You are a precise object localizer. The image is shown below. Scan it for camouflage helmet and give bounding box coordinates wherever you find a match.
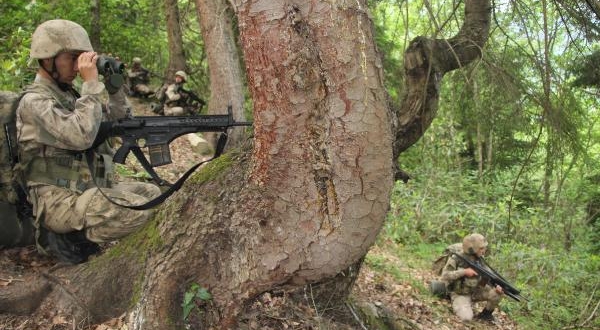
[462,233,488,255]
[30,19,93,59]
[132,57,142,64]
[175,70,187,81]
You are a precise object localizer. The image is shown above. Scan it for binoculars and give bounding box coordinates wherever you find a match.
[96,55,125,94]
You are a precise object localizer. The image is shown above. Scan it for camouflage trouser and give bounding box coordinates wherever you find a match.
[450,287,502,322]
[133,83,152,95]
[29,182,161,243]
[164,105,185,116]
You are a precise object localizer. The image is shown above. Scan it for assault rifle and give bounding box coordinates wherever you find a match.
[451,252,526,302]
[179,88,205,107]
[91,106,251,187]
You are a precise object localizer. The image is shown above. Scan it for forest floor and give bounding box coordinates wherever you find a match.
[0,98,522,330]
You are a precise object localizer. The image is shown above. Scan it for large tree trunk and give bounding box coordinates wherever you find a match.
[1,0,491,329]
[164,0,187,80]
[195,0,247,148]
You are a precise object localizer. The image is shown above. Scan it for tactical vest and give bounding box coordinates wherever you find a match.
[447,254,483,295]
[17,83,112,193]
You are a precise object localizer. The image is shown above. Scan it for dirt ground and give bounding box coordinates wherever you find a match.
[0,98,522,330]
[0,244,521,330]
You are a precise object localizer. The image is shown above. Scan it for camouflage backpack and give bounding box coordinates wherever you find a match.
[0,88,99,263]
[0,91,35,248]
[431,242,464,275]
[429,242,463,298]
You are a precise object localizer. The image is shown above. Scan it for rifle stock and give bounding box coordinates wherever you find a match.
[451,252,525,302]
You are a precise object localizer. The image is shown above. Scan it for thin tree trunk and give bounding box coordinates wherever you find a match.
[487,129,493,171]
[90,0,101,53]
[477,123,484,176]
[473,79,484,177]
[541,0,554,208]
[164,0,187,81]
[195,0,246,149]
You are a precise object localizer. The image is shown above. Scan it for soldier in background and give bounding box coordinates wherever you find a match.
[127,57,153,98]
[441,233,504,322]
[163,70,205,116]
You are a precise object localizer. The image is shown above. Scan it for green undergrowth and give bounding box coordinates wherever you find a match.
[367,237,599,329]
[114,163,152,181]
[374,167,600,330]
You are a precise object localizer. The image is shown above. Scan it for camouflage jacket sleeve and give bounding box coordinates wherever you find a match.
[105,87,132,119]
[127,69,140,78]
[441,256,467,282]
[165,83,181,101]
[17,80,104,150]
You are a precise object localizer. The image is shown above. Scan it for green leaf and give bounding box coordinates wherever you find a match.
[196,287,212,301]
[182,303,194,321]
[183,291,194,305]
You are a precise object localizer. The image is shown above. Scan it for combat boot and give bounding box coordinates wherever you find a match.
[38,228,100,264]
[475,308,495,322]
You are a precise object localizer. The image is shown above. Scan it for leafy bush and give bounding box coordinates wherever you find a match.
[384,161,599,328]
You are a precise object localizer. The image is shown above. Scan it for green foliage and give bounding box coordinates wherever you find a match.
[0,1,49,90]
[182,283,212,321]
[365,249,427,293]
[0,0,209,96]
[114,163,152,180]
[570,48,600,88]
[385,155,599,328]
[496,243,600,329]
[98,0,167,63]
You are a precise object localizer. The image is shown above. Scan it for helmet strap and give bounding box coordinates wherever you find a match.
[39,58,75,93]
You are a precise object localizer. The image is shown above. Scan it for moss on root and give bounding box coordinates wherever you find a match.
[188,153,234,186]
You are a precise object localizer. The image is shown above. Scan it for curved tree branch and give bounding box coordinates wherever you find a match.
[392,0,492,180]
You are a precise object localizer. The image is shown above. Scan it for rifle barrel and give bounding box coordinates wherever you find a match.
[451,252,525,302]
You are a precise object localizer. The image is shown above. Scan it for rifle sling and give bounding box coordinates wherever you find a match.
[131,146,170,187]
[85,132,229,211]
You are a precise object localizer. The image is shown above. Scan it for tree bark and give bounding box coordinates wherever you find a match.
[164,0,187,81]
[90,0,102,53]
[0,0,493,329]
[195,0,247,149]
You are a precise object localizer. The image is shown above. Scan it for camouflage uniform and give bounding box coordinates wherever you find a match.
[10,19,161,263]
[441,234,502,322]
[16,75,161,244]
[164,82,187,116]
[127,58,152,97]
[164,71,192,116]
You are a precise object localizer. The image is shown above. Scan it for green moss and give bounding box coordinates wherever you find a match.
[188,153,234,185]
[129,271,146,308]
[99,217,164,262]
